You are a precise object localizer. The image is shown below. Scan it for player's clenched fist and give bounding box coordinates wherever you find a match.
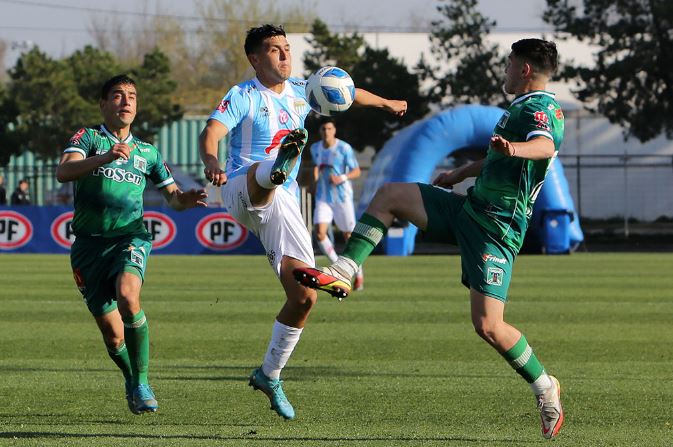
[105,143,132,163]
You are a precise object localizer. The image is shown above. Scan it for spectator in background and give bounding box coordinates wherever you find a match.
[0,175,7,205]
[10,179,31,205]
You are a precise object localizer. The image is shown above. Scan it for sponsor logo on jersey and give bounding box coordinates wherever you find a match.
[290,79,306,87]
[486,267,504,286]
[482,253,507,265]
[259,106,270,117]
[92,166,143,185]
[195,212,248,251]
[279,109,289,124]
[217,99,230,113]
[555,108,564,120]
[69,128,86,145]
[51,211,75,249]
[143,211,176,249]
[497,111,510,128]
[0,210,33,250]
[134,155,147,173]
[264,129,292,154]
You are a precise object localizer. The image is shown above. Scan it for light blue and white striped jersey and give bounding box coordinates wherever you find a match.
[209,77,311,191]
[310,138,359,203]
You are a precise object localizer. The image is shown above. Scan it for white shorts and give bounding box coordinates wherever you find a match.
[221,174,315,276]
[313,199,356,233]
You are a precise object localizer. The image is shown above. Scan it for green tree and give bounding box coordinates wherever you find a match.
[0,46,182,164]
[544,0,673,142]
[89,0,315,114]
[303,19,428,153]
[417,0,508,108]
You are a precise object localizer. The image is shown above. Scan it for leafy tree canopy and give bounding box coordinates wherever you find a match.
[303,19,429,153]
[545,0,673,142]
[0,46,182,164]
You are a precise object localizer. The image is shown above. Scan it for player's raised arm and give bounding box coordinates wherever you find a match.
[56,143,131,183]
[490,135,555,160]
[353,88,407,116]
[198,120,229,186]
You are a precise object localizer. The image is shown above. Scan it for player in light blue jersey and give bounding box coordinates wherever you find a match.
[310,119,364,290]
[199,24,407,420]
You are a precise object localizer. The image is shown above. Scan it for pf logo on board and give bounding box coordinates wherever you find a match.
[196,212,247,251]
[51,211,75,249]
[0,211,33,250]
[143,211,176,250]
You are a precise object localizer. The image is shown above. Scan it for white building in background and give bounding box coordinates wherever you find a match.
[288,33,673,221]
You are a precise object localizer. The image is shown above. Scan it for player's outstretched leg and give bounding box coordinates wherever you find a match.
[248,367,296,420]
[537,375,564,439]
[270,128,308,185]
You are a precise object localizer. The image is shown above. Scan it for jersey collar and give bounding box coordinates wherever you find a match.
[510,90,555,107]
[100,124,134,144]
[252,77,288,98]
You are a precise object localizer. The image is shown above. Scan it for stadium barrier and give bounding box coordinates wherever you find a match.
[0,206,264,255]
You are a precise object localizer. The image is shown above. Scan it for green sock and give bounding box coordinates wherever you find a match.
[343,213,388,266]
[123,310,150,386]
[107,342,132,383]
[501,334,545,383]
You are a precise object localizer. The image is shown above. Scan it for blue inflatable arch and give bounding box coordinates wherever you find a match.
[358,104,584,254]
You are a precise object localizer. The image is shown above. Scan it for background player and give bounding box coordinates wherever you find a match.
[295,39,565,438]
[56,74,207,414]
[199,24,406,420]
[310,118,364,290]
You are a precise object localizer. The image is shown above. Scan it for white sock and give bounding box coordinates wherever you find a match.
[318,237,339,263]
[333,255,358,279]
[254,160,277,190]
[530,371,553,395]
[357,266,364,277]
[261,320,303,380]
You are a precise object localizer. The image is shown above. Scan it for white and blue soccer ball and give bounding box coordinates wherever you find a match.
[305,66,356,116]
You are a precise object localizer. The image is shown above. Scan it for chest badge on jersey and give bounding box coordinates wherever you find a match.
[134,155,147,173]
[278,109,289,124]
[294,100,307,115]
[497,111,510,128]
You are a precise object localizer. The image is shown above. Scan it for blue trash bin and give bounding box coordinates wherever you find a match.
[541,210,573,254]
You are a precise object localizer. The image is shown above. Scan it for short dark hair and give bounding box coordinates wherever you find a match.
[319,117,336,127]
[101,74,136,100]
[511,39,558,76]
[244,24,286,55]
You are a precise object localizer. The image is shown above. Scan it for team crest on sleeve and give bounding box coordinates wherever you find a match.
[69,128,86,145]
[533,111,551,131]
[497,111,510,128]
[217,99,230,113]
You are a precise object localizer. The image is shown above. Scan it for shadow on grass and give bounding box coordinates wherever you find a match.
[0,431,533,444]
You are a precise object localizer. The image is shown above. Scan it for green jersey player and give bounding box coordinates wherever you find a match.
[56,74,207,414]
[295,39,565,439]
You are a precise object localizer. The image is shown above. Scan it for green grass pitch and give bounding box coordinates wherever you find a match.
[0,253,671,446]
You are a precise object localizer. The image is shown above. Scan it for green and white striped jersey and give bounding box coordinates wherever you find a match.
[464,91,565,252]
[63,124,174,237]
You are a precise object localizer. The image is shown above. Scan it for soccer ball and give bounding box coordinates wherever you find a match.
[305,66,356,116]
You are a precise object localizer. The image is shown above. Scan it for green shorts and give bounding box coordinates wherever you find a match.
[70,233,152,316]
[417,183,516,302]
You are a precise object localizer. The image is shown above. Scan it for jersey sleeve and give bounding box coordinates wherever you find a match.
[343,143,359,171]
[208,86,250,132]
[148,150,175,189]
[310,143,319,165]
[63,127,93,158]
[519,103,555,143]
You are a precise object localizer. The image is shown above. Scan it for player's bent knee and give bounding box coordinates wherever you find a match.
[472,319,498,344]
